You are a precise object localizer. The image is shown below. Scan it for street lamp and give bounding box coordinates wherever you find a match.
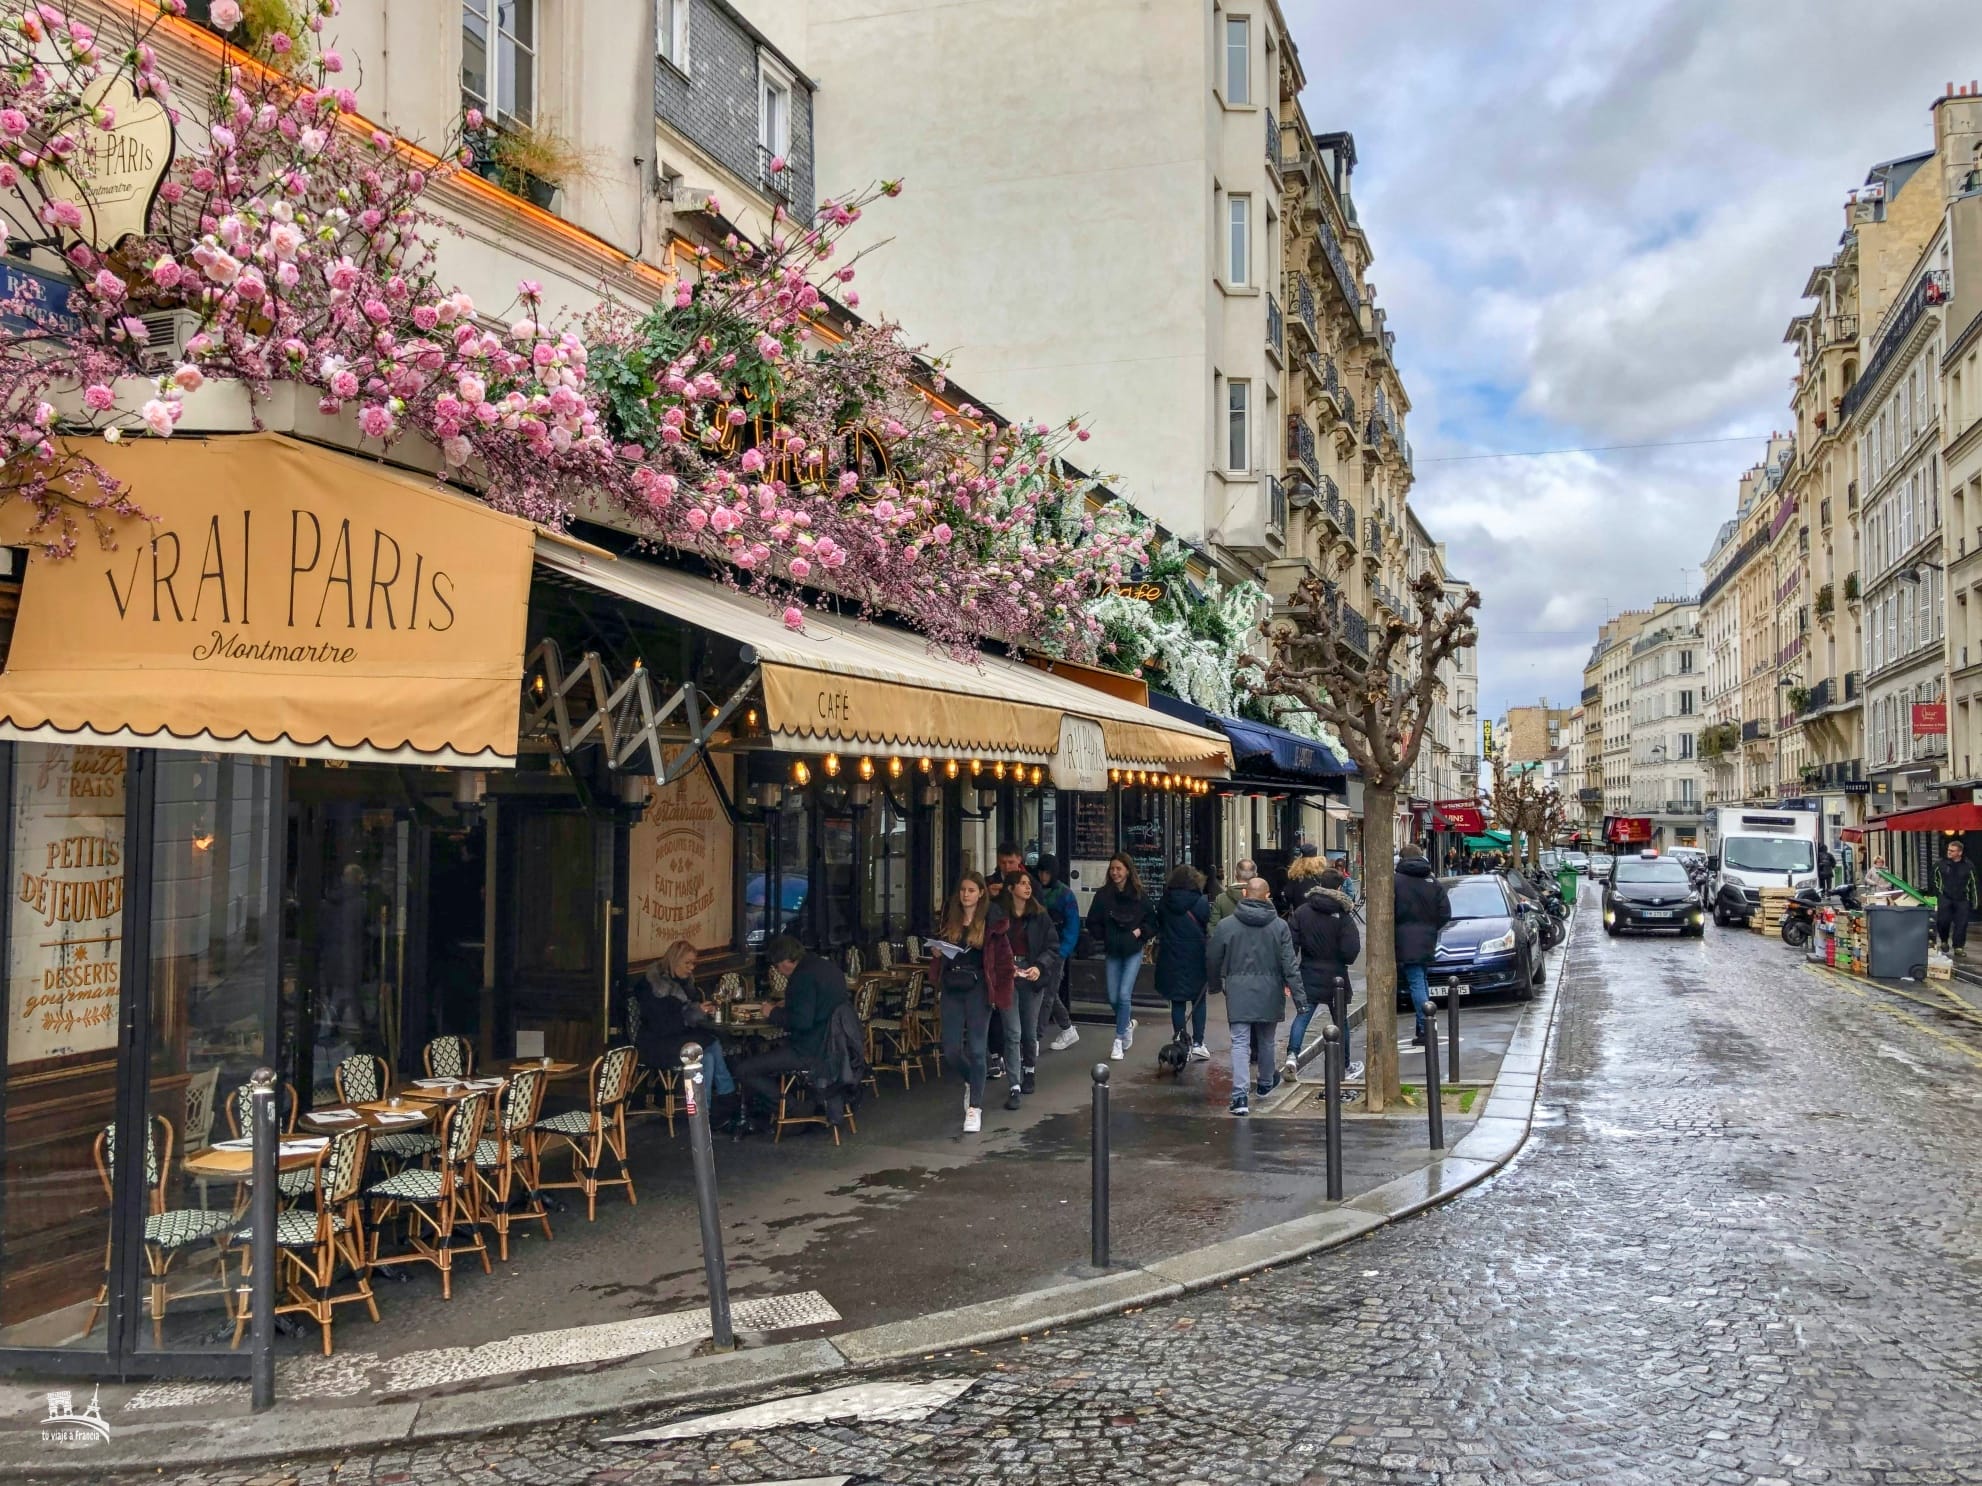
[1896,559,1945,586]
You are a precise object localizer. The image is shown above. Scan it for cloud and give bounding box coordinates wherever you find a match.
[1281,0,1982,724]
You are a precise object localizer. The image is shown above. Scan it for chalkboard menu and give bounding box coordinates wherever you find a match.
[1070,792,1112,861]
[1121,800,1167,903]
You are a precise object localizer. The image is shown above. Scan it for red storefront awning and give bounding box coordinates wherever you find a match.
[1860,802,1982,834]
[1607,816,1653,844]
[1432,799,1488,834]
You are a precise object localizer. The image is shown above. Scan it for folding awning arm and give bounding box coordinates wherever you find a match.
[522,638,760,785]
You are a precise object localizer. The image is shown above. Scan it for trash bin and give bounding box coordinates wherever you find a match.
[1865,905,1933,980]
[1557,865,1580,906]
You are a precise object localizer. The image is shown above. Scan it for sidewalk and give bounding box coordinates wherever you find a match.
[0,931,1568,1477]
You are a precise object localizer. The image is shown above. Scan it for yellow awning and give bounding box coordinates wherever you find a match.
[0,434,540,766]
[536,545,1231,775]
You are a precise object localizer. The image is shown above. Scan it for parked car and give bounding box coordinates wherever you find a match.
[743,873,807,949]
[1397,874,1545,1008]
[1603,851,1705,937]
[1563,851,1592,875]
[1589,853,1615,881]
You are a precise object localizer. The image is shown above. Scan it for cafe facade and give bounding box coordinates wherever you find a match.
[0,427,1232,1379]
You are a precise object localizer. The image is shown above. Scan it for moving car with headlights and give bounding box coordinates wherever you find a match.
[1397,874,1545,1007]
[1603,851,1705,937]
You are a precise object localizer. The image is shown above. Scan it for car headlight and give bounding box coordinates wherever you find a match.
[1480,931,1515,954]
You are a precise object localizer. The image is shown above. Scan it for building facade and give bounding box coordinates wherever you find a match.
[1626,604,1706,847]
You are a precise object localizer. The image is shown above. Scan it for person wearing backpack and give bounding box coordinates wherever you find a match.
[1154,864,1212,1061]
[1285,868,1361,1077]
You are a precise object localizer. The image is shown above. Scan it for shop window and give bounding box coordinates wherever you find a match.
[741,803,808,954]
[818,809,856,947]
[860,792,909,937]
[514,812,596,978]
[463,0,536,127]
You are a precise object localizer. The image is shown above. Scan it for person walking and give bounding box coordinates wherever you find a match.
[1285,867,1361,1076]
[1209,858,1253,930]
[932,872,1012,1133]
[1934,837,1978,955]
[1034,855,1082,1051]
[732,936,851,1131]
[1817,840,1836,893]
[1154,865,1212,1062]
[1394,844,1452,1049]
[1207,878,1299,1117]
[993,869,1061,1107]
[1087,854,1153,1061]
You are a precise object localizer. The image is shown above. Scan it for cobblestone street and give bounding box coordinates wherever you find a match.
[27,917,1982,1485]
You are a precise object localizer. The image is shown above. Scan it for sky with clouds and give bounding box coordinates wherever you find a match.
[1281,0,1982,728]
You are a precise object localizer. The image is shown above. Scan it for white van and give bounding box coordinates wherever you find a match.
[1705,806,1820,927]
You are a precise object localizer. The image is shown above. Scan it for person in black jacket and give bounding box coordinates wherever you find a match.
[1086,854,1154,1061]
[994,870,1062,1107]
[1394,845,1452,1048]
[1935,837,1979,953]
[1154,865,1212,1061]
[631,941,735,1105]
[1285,869,1360,1072]
[732,936,851,1125]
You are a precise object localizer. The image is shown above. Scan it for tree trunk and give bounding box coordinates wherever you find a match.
[1362,785,1399,1111]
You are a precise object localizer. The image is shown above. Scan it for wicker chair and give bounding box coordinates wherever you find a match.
[866,968,926,1089]
[231,1126,377,1356]
[421,1035,475,1079]
[533,1046,639,1221]
[225,1082,312,1201]
[366,1092,492,1299]
[853,981,883,1099]
[473,1068,553,1261]
[334,1052,439,1165]
[85,1116,235,1345]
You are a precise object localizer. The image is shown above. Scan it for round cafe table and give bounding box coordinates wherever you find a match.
[298,1102,440,1134]
[182,1140,326,1181]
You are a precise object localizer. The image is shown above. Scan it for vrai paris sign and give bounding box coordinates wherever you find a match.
[41,72,175,251]
[1051,714,1108,793]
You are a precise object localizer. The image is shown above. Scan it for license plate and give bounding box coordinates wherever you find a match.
[1640,910,1675,920]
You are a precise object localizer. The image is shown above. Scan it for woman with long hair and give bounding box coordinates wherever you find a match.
[1086,853,1154,1061]
[934,871,1013,1134]
[992,870,1061,1109]
[1154,864,1212,1062]
[630,940,736,1110]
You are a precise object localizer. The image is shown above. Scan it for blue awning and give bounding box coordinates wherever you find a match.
[1146,693,1355,783]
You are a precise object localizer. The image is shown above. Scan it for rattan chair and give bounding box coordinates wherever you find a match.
[421,1035,475,1079]
[366,1091,492,1299]
[231,1125,377,1356]
[866,968,926,1089]
[844,945,863,979]
[223,1081,312,1202]
[182,1067,221,1155]
[852,981,883,1099]
[333,1052,440,1165]
[533,1046,638,1221]
[768,962,789,997]
[473,1068,553,1261]
[85,1116,235,1345]
[773,1066,858,1145]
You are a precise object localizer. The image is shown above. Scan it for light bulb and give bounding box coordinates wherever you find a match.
[857,756,875,781]
[945,758,960,779]
[791,760,811,786]
[824,753,841,778]
[887,757,903,778]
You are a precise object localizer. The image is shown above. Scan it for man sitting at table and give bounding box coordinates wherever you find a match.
[731,936,851,1134]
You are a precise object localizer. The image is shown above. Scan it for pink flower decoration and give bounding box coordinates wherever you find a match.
[209,0,241,31]
[82,383,115,412]
[782,606,804,630]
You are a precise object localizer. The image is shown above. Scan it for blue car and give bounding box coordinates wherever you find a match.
[1399,875,1544,1007]
[744,873,806,948]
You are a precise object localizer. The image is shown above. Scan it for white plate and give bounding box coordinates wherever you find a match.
[211,1138,253,1151]
[412,1079,459,1089]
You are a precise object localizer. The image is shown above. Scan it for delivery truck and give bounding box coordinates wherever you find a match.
[1703,804,1820,928]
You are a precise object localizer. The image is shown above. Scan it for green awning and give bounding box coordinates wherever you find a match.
[1462,831,1513,850]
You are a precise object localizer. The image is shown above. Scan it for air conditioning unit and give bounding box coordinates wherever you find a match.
[137,309,202,369]
[669,183,715,213]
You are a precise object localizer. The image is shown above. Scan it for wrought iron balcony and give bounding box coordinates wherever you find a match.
[1340,602,1370,658]
[1365,516,1384,554]
[1844,669,1860,700]
[1663,800,1702,815]
[1842,270,1951,421]
[1266,290,1284,363]
[1338,387,1357,431]
[1266,109,1281,173]
[1315,211,1360,313]
[1798,678,1834,716]
[1288,272,1319,347]
[1340,501,1358,546]
[1285,415,1319,483]
[1741,719,1770,743]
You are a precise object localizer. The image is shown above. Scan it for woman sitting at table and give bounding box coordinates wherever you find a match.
[632,941,736,1105]
[933,871,1013,1135]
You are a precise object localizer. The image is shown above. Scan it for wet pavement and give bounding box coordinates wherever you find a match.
[37,899,1982,1483]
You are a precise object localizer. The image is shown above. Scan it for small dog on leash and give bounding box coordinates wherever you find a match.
[1155,1032,1192,1077]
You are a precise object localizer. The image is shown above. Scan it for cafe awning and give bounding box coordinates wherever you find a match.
[536,545,1231,775]
[0,434,541,766]
[1861,802,1982,834]
[1143,692,1350,789]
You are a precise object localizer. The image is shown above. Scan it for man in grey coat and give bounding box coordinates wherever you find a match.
[1209,858,1255,931]
[1206,877,1300,1117]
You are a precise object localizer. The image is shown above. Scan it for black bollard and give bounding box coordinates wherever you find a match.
[248,1068,278,1411]
[680,1043,734,1350]
[1447,981,1461,1084]
[1422,1012,1445,1151]
[1321,1024,1344,1201]
[1090,1063,1111,1270]
[1332,975,1350,1072]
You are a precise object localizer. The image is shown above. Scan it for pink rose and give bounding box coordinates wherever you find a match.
[783,606,804,631]
[442,435,471,467]
[82,383,115,411]
[358,404,395,439]
[329,370,359,399]
[170,363,205,393]
[209,0,242,30]
[322,50,343,73]
[140,399,175,437]
[0,109,27,137]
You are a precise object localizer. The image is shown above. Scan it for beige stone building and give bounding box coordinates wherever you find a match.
[1933,97,1982,786]
[1498,703,1575,765]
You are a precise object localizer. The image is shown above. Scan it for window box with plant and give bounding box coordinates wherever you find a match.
[468,122,590,211]
[1844,570,1860,604]
[1814,582,1834,619]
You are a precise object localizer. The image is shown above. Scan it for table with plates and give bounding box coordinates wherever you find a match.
[183,1137,332,1182]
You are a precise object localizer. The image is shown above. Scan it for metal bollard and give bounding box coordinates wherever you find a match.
[1422,1013,1445,1151]
[1321,1024,1344,1201]
[679,1044,734,1350]
[1447,981,1461,1084]
[248,1068,278,1411]
[1090,1063,1111,1270]
[1331,975,1350,1071]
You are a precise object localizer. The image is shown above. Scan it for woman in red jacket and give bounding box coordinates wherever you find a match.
[934,871,1013,1134]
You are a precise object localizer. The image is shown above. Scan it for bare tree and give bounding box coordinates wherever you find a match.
[1488,757,1567,866]
[1248,562,1479,1111]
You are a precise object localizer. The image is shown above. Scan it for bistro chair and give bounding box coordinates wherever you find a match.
[533,1046,639,1221]
[85,1116,236,1346]
[224,1081,312,1202]
[421,1035,475,1080]
[334,1051,440,1166]
[366,1091,492,1300]
[876,941,896,970]
[768,962,789,998]
[866,969,926,1089]
[844,945,864,979]
[773,1067,858,1145]
[853,981,883,1100]
[714,972,744,1006]
[905,935,923,962]
[182,1067,221,1155]
[231,1125,377,1356]
[474,1068,553,1261]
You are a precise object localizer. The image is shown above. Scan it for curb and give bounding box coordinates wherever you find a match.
[5,925,1575,1478]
